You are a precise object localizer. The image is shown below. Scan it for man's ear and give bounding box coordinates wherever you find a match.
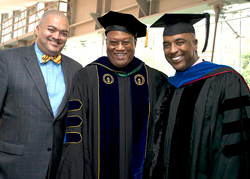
[134,37,137,47]
[194,39,198,50]
[35,25,40,36]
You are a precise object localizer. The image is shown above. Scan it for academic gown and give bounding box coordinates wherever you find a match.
[143,61,250,179]
[56,56,168,179]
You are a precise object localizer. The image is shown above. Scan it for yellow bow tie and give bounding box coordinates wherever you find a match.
[42,54,61,64]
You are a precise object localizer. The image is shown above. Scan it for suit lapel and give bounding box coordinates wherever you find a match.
[23,45,54,116]
[55,55,72,119]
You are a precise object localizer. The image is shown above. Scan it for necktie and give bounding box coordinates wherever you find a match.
[42,54,61,64]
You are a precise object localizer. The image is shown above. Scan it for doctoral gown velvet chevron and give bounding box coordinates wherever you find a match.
[56,56,168,179]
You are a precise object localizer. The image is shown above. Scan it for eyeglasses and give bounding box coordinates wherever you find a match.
[107,39,134,47]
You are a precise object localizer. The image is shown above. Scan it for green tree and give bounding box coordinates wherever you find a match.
[241,52,250,88]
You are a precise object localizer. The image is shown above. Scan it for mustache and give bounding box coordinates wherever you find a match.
[48,37,62,44]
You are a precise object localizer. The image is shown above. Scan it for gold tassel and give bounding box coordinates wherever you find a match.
[144,29,148,48]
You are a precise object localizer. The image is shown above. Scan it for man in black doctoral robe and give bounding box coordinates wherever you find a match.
[56,11,168,179]
[143,13,250,179]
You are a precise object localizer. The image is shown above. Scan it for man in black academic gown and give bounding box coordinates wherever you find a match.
[56,11,168,179]
[143,13,250,179]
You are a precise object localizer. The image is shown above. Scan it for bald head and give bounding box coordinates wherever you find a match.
[39,10,68,26]
[35,10,69,56]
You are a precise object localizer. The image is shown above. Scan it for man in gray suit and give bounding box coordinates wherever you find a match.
[0,10,82,178]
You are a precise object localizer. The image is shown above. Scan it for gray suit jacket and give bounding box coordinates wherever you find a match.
[0,44,82,179]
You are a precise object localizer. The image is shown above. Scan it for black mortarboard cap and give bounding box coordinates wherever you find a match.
[151,13,210,52]
[97,11,147,38]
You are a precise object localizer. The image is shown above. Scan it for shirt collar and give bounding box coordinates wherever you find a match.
[192,58,203,66]
[34,42,44,64]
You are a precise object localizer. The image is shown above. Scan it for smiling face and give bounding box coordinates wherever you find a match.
[163,32,198,72]
[106,31,136,68]
[35,13,69,56]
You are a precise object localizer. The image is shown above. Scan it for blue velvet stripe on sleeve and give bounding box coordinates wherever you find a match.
[64,132,82,144]
[66,116,83,128]
[67,99,83,111]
